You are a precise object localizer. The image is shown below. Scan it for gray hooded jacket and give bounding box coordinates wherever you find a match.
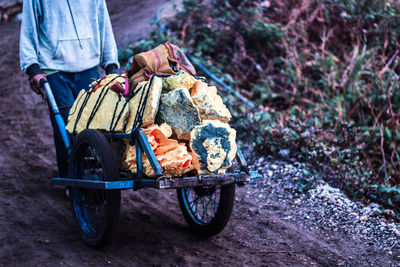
[20,0,119,73]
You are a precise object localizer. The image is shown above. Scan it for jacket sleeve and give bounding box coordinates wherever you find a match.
[98,0,120,70]
[19,0,41,72]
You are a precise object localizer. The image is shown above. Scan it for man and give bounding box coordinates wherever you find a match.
[20,0,119,177]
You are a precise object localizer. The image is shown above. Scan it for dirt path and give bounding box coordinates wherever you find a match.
[0,1,397,266]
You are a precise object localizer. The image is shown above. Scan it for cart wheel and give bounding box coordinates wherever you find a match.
[177,183,235,237]
[68,129,121,248]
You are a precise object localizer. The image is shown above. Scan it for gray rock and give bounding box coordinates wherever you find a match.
[278,149,290,158]
[157,88,201,140]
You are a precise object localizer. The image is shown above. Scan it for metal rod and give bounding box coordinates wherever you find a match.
[137,129,163,176]
[43,81,71,155]
[156,171,249,189]
[236,145,248,168]
[51,178,135,190]
[50,171,250,190]
[136,138,143,179]
[155,5,167,34]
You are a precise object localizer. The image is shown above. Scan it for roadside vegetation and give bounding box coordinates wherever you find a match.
[119,0,400,212]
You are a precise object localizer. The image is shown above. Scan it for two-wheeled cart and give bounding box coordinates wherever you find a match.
[42,79,256,248]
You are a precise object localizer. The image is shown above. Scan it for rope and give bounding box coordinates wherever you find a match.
[68,90,87,116]
[108,77,130,133]
[133,74,171,129]
[70,76,108,134]
[70,69,170,137]
[131,78,152,130]
[72,93,91,135]
[109,81,146,134]
[127,74,171,145]
[86,75,123,129]
[110,101,128,133]
[109,97,121,133]
[70,75,123,134]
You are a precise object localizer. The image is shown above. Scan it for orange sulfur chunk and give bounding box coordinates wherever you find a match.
[154,143,193,177]
[123,123,193,177]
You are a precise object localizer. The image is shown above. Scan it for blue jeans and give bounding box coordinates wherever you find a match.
[47,66,99,177]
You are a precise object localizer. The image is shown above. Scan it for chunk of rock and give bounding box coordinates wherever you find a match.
[66,85,129,135]
[156,144,193,177]
[162,70,197,92]
[190,120,237,174]
[158,88,201,140]
[125,76,162,132]
[191,81,232,123]
[123,123,193,177]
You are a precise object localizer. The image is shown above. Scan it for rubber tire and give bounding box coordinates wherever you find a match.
[177,183,236,237]
[68,129,121,248]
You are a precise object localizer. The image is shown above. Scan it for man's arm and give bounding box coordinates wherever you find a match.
[20,0,41,72]
[20,0,47,94]
[98,0,120,73]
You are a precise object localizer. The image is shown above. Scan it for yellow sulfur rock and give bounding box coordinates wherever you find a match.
[123,123,193,177]
[190,120,237,174]
[162,70,197,92]
[125,76,163,132]
[190,81,232,123]
[66,89,86,134]
[66,80,129,135]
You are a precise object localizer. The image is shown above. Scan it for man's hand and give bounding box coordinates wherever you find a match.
[26,63,47,95]
[29,74,47,95]
[105,64,119,75]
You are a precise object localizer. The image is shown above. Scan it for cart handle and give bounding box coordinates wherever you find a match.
[40,79,71,155]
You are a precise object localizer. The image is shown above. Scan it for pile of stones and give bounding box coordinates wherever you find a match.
[66,71,237,177]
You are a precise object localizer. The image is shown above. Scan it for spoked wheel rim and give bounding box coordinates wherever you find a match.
[71,143,107,237]
[68,129,121,247]
[181,186,221,225]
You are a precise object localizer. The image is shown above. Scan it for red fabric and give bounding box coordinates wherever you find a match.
[151,49,161,73]
[165,42,196,76]
[123,74,129,96]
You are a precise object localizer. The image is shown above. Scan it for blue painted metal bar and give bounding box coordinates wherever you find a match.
[43,81,71,154]
[50,171,252,190]
[51,178,135,190]
[136,137,143,179]
[137,129,163,176]
[155,5,168,34]
[236,145,248,167]
[105,129,163,177]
